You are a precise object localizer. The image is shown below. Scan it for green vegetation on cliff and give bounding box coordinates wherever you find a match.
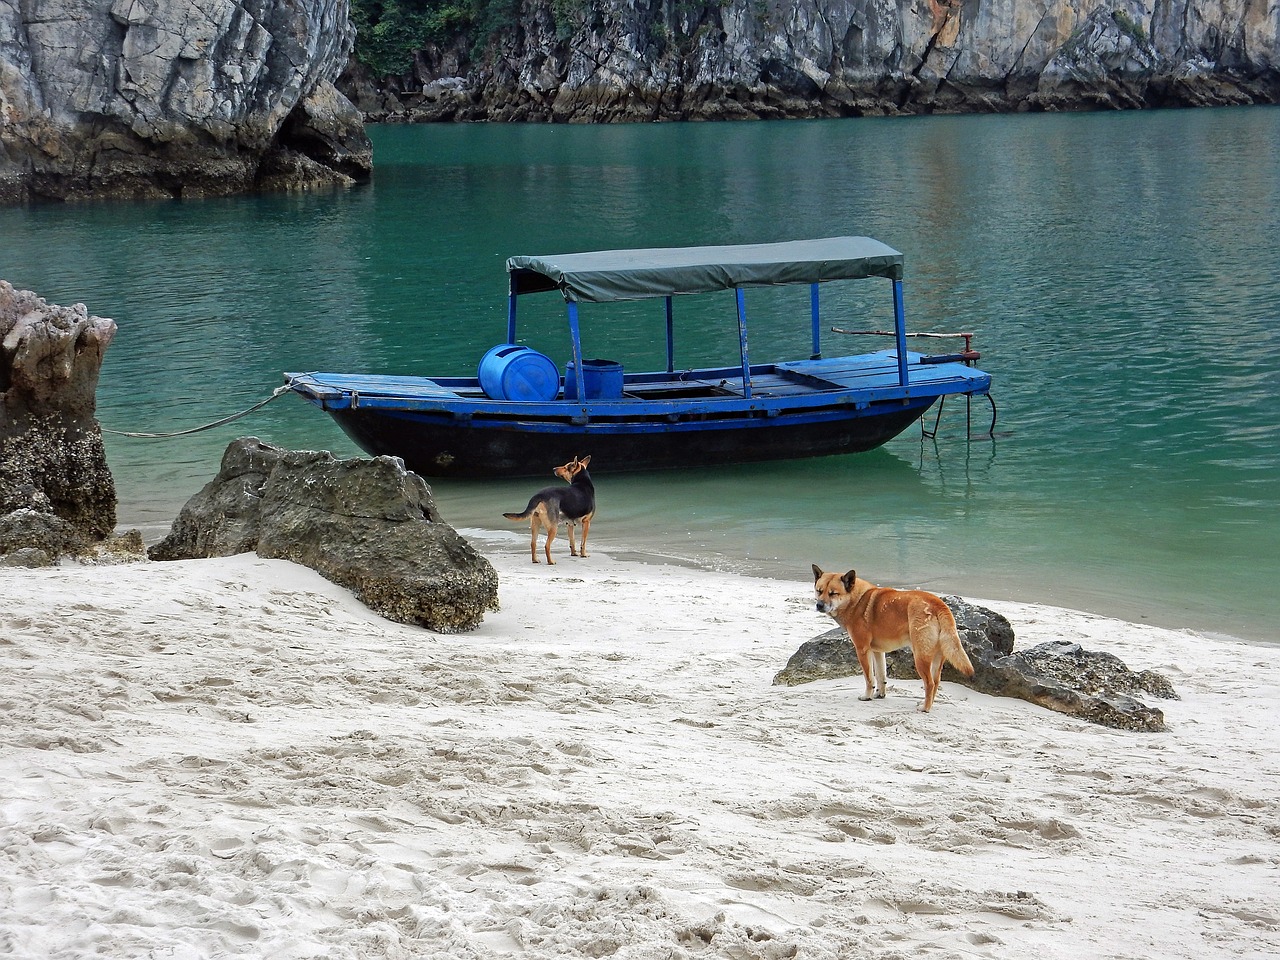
[350,0,521,76]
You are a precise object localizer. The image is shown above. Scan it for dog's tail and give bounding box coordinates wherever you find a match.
[940,612,975,676]
[503,492,545,522]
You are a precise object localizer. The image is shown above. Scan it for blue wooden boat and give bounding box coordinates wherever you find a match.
[285,237,992,478]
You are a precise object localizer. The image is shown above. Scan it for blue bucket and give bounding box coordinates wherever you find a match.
[564,359,625,400]
[477,344,559,402]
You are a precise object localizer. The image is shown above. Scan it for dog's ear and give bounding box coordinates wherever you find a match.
[578,455,591,467]
[811,563,823,582]
[842,570,857,592]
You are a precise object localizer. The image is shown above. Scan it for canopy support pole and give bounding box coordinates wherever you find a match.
[665,296,675,373]
[810,283,821,359]
[893,279,909,387]
[567,301,585,401]
[507,279,518,343]
[736,288,752,399]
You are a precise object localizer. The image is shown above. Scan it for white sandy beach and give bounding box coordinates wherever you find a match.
[2,533,1278,959]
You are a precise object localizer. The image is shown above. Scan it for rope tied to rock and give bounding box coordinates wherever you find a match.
[102,383,295,439]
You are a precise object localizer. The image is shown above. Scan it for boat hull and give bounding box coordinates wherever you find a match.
[326,400,936,478]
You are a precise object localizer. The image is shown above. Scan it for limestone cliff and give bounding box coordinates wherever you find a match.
[346,0,1280,121]
[0,0,372,203]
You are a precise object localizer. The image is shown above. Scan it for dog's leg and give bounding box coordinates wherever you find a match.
[527,518,539,564]
[915,650,940,712]
[928,655,946,712]
[853,638,877,701]
[566,522,578,557]
[578,516,591,557]
[872,651,888,699]
[543,521,558,564]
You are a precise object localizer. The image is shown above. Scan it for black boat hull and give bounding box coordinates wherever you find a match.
[327,400,936,478]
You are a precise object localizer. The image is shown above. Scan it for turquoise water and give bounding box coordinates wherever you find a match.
[2,108,1278,641]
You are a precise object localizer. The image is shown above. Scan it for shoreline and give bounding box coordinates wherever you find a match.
[4,544,1279,957]
[119,504,1279,647]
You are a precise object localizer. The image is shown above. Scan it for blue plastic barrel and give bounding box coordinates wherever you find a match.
[564,359,625,400]
[477,345,559,402]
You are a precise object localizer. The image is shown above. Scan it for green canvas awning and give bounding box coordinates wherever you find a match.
[506,236,904,303]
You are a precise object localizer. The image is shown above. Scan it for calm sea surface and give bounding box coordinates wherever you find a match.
[2,108,1278,642]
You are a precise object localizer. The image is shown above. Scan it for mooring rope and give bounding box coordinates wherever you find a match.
[101,383,294,439]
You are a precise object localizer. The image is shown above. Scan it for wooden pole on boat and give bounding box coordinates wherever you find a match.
[892,279,909,387]
[735,288,752,399]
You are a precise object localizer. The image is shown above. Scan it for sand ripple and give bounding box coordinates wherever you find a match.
[2,547,1279,958]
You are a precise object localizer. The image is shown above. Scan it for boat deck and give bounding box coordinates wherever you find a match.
[287,351,987,409]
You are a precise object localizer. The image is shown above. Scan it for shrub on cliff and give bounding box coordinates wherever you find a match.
[351,0,474,76]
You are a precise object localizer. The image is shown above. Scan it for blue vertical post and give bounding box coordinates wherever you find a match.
[567,301,585,401]
[810,282,821,359]
[893,279,909,387]
[665,296,675,373]
[507,277,518,344]
[736,288,752,399]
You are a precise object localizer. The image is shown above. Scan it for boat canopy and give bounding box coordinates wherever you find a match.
[506,236,904,303]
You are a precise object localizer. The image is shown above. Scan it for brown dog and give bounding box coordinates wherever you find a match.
[812,564,974,712]
[503,456,595,564]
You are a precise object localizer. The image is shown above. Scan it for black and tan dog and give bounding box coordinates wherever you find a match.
[812,564,974,712]
[504,456,595,564]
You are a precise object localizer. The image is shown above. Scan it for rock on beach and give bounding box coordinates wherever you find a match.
[0,281,124,560]
[774,596,1177,730]
[149,437,499,632]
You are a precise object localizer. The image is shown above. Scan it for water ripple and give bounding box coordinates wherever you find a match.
[2,108,1278,640]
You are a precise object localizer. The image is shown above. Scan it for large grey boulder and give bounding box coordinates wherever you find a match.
[0,281,118,554]
[149,438,500,633]
[981,640,1177,732]
[774,597,1176,732]
[0,0,372,204]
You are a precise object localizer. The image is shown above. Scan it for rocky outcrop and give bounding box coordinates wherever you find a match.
[773,597,1176,731]
[979,639,1177,731]
[0,281,119,558]
[348,0,1280,121]
[0,0,373,204]
[0,508,89,566]
[149,437,500,633]
[773,597,1015,687]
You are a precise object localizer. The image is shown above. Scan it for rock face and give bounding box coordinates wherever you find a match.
[0,281,118,554]
[0,0,373,203]
[774,597,1176,731]
[348,0,1280,121]
[0,508,90,566]
[149,438,500,633]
